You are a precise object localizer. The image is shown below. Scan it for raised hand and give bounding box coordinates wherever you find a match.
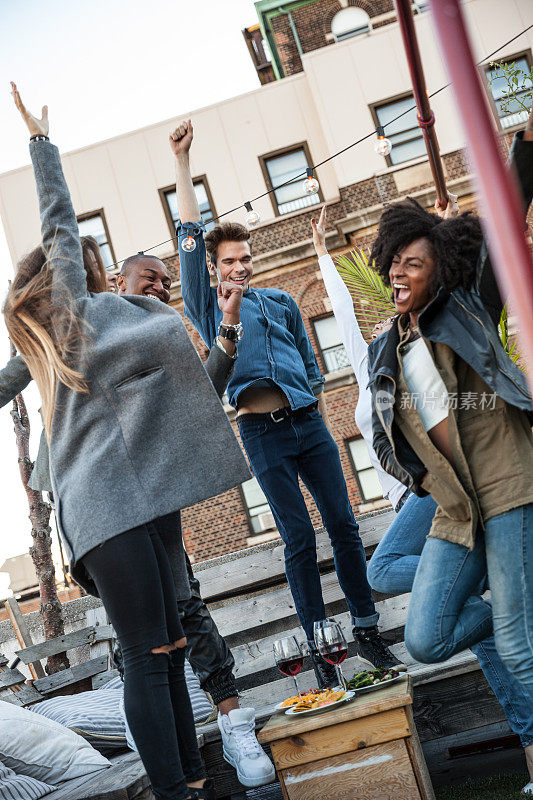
[434,192,459,220]
[311,204,328,257]
[217,281,243,325]
[169,119,193,158]
[11,83,49,137]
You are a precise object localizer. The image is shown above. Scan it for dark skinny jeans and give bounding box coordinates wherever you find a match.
[82,515,205,800]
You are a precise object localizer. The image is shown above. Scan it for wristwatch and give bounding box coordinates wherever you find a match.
[218,322,244,343]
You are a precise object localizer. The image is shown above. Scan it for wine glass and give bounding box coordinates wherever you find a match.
[313,618,348,690]
[273,636,304,699]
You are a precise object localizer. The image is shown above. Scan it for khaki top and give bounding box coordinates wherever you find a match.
[394,316,533,548]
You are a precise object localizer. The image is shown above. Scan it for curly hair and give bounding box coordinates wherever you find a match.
[370,197,483,294]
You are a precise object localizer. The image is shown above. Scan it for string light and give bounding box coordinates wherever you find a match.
[374,126,392,157]
[106,24,532,270]
[244,201,261,228]
[181,233,197,252]
[303,167,320,195]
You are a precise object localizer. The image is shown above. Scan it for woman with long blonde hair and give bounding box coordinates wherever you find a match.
[5,85,250,800]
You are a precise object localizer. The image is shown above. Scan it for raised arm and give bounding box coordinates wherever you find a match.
[0,355,32,408]
[169,120,216,345]
[475,108,533,325]
[312,206,370,386]
[11,84,87,301]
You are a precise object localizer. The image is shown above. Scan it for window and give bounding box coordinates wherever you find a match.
[412,0,430,12]
[241,478,276,535]
[485,55,533,130]
[347,438,383,502]
[161,176,216,236]
[313,315,350,373]
[331,8,371,42]
[373,95,426,166]
[261,144,321,216]
[77,211,115,269]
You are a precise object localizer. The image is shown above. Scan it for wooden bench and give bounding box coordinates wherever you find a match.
[192,507,526,798]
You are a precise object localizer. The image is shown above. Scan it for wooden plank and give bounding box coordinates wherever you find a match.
[16,625,113,664]
[0,666,27,688]
[34,655,108,693]
[86,607,114,690]
[0,654,8,667]
[210,576,408,642]
[43,752,147,800]
[196,512,394,601]
[231,596,410,682]
[92,669,120,690]
[259,676,411,744]
[405,704,436,800]
[0,683,45,706]
[5,597,46,679]
[270,706,411,770]
[278,738,420,800]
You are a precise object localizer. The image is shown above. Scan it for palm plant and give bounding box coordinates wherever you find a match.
[335,248,522,366]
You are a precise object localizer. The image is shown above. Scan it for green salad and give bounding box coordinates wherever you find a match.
[347,667,400,690]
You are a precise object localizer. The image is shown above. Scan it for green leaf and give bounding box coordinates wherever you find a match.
[335,249,396,339]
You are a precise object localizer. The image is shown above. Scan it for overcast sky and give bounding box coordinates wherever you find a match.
[0,0,261,597]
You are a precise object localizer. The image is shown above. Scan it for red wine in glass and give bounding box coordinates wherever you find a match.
[321,646,347,666]
[277,656,304,676]
[273,636,304,698]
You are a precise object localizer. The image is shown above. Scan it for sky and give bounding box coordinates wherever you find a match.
[0,0,262,597]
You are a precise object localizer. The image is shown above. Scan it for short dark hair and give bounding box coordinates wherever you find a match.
[204,222,251,265]
[370,197,483,294]
[120,253,164,277]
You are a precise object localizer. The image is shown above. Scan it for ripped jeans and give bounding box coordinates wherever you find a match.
[82,515,205,800]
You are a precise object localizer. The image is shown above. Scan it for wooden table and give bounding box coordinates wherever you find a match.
[258,675,435,800]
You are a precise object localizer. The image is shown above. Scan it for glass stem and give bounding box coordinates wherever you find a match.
[336,664,346,690]
[293,674,302,700]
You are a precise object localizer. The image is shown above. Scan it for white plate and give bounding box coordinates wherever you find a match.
[284,690,355,716]
[349,673,405,695]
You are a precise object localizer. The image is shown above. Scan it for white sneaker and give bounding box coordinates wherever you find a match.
[522,782,533,795]
[218,708,276,788]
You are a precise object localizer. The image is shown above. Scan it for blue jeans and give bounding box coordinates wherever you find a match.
[238,407,378,641]
[368,493,533,744]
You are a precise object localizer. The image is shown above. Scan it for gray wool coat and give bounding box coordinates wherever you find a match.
[23,140,250,590]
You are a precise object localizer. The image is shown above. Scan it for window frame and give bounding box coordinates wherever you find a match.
[259,141,324,217]
[370,92,425,169]
[76,208,116,268]
[312,313,350,375]
[481,50,533,133]
[345,436,383,504]
[159,174,218,243]
[239,480,276,537]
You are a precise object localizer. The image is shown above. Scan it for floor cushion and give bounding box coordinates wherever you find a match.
[0,702,110,785]
[0,760,56,800]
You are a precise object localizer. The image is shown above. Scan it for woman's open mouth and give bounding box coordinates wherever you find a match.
[393,282,411,305]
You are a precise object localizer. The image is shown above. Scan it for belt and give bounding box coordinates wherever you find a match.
[237,402,317,424]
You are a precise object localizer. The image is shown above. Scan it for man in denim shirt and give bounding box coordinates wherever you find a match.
[172,121,400,686]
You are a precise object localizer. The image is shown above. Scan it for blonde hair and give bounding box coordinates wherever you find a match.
[3,237,108,438]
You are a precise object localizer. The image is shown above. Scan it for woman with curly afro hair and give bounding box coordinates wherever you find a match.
[366,110,533,700]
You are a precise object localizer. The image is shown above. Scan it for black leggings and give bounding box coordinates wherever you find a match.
[82,515,205,800]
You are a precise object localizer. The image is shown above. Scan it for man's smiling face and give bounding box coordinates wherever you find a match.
[212,240,253,292]
[117,256,171,304]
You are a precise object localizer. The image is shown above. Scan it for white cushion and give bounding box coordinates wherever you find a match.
[30,685,126,752]
[0,761,55,800]
[0,701,110,785]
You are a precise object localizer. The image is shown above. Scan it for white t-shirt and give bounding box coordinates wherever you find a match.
[318,255,407,510]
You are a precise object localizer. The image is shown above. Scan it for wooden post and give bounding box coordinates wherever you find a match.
[9,341,69,674]
[394,0,448,208]
[5,597,46,680]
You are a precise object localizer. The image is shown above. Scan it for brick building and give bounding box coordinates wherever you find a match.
[1,0,531,565]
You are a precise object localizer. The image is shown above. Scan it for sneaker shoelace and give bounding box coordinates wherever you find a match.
[361,630,391,659]
[230,722,264,758]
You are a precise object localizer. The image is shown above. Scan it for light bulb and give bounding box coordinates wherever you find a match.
[303,176,320,195]
[244,202,261,228]
[374,136,392,157]
[181,235,197,252]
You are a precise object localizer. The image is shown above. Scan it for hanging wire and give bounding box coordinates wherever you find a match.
[110,22,533,268]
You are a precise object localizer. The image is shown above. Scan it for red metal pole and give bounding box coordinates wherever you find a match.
[429,0,533,391]
[395,0,449,207]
